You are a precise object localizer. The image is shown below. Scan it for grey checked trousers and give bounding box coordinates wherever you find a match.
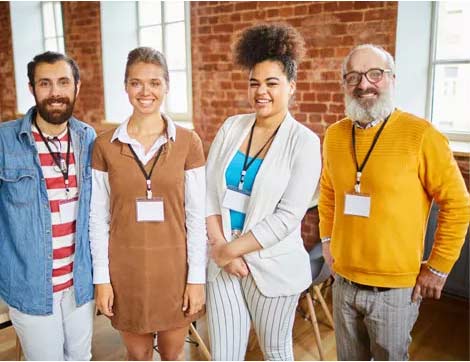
[333,275,421,361]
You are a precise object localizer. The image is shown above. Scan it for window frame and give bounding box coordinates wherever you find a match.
[427,2,470,142]
[41,1,65,53]
[136,1,193,127]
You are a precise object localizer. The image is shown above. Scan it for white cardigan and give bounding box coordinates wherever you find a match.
[206,112,322,297]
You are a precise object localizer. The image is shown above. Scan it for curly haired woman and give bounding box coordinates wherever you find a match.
[205,23,322,361]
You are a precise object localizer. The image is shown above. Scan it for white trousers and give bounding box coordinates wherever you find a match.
[9,287,94,361]
[206,270,300,361]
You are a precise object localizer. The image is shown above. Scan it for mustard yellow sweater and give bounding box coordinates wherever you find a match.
[319,109,470,287]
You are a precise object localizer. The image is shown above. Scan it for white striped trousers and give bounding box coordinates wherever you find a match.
[206,270,300,361]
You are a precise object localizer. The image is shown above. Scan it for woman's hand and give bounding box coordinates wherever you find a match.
[209,238,236,267]
[95,283,114,317]
[209,231,262,268]
[223,257,249,278]
[182,284,205,315]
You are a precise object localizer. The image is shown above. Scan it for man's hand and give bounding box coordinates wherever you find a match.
[209,238,236,267]
[322,242,335,275]
[223,257,249,278]
[412,264,447,303]
[182,284,205,315]
[95,283,114,317]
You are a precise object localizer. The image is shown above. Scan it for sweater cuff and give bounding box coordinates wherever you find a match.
[426,264,448,278]
[427,254,455,274]
[93,266,110,284]
[187,264,206,284]
[319,223,333,240]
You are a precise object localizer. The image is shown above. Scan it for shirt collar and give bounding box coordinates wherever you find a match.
[111,113,176,143]
[31,124,68,139]
[354,118,383,129]
[20,106,86,144]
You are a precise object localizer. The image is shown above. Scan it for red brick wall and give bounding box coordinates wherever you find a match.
[0,2,17,122]
[191,1,399,246]
[62,2,105,127]
[190,1,398,143]
[0,2,467,247]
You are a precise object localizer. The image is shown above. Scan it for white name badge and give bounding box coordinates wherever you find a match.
[222,187,250,214]
[136,197,164,222]
[344,193,371,218]
[59,197,79,224]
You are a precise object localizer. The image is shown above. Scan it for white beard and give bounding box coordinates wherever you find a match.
[345,88,395,123]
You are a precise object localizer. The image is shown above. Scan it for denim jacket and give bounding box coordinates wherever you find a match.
[0,107,96,315]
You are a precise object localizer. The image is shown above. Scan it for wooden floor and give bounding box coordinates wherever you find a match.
[0,291,468,361]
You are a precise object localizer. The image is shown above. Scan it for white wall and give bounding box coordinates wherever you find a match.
[395,1,433,119]
[10,2,44,114]
[100,2,138,123]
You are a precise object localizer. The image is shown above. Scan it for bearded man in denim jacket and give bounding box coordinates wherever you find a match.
[0,51,96,360]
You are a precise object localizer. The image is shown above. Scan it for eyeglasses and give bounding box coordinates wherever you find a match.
[343,68,393,86]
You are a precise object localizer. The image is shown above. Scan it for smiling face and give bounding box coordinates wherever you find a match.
[125,61,168,116]
[30,60,79,125]
[344,47,395,122]
[248,60,295,123]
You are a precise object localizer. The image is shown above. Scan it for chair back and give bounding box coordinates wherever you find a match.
[309,242,331,285]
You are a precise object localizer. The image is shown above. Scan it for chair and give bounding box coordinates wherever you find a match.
[302,242,335,361]
[188,322,211,360]
[0,299,22,360]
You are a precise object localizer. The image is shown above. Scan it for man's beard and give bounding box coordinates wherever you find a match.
[345,86,395,123]
[34,93,76,125]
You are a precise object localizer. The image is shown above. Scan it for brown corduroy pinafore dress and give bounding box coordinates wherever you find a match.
[92,126,205,333]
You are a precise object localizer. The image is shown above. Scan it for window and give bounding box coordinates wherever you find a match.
[41,2,65,53]
[10,2,66,115]
[137,1,192,125]
[429,2,470,140]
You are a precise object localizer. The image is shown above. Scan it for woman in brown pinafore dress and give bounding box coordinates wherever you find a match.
[90,47,207,360]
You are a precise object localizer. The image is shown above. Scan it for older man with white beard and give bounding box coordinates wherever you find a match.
[318,44,470,360]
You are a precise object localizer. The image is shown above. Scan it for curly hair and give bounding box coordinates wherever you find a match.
[233,23,306,81]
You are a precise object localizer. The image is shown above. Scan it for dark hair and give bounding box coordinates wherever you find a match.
[27,51,80,86]
[125,47,170,86]
[233,23,305,81]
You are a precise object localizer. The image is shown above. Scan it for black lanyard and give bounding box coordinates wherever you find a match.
[34,119,72,194]
[128,144,163,199]
[238,121,282,189]
[351,115,390,193]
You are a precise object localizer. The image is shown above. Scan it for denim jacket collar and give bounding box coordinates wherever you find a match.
[19,106,90,145]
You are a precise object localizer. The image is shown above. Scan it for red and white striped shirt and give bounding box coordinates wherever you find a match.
[33,126,78,293]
